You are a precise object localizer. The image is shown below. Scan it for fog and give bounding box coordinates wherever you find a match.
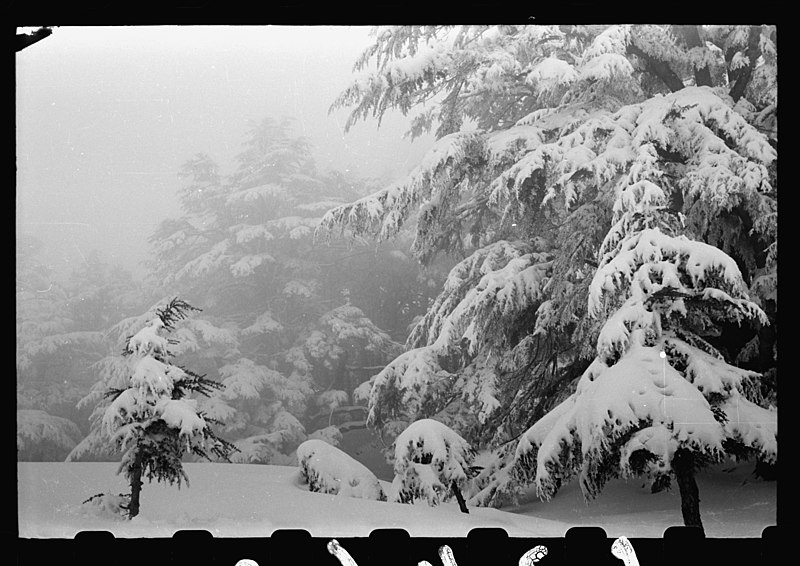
[16,25,432,279]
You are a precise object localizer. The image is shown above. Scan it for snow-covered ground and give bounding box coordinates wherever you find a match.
[17,461,775,539]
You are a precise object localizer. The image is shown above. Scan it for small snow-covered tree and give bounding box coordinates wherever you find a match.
[17,238,153,438]
[392,419,476,513]
[69,298,235,518]
[297,438,386,501]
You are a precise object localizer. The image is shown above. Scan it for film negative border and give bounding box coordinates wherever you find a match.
[14,525,779,566]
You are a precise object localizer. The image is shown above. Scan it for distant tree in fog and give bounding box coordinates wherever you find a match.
[16,237,153,458]
[319,25,778,520]
[148,118,416,463]
[17,409,83,461]
[17,235,76,374]
[64,250,145,330]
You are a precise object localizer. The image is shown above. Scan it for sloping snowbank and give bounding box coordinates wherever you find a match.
[297,439,386,500]
[17,461,775,538]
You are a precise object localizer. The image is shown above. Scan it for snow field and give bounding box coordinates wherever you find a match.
[18,461,775,539]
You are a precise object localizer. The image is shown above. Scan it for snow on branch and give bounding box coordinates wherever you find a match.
[409,241,551,356]
[366,347,455,429]
[218,358,282,401]
[589,228,759,317]
[668,337,759,395]
[408,240,537,347]
[172,240,230,282]
[513,340,776,501]
[315,131,485,247]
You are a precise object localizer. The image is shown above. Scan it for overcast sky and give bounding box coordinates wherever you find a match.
[16,25,432,279]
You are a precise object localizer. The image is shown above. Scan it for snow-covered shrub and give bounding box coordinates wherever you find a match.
[297,439,386,501]
[17,409,83,461]
[391,419,475,511]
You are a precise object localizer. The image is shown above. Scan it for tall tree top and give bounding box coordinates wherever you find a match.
[331,25,777,140]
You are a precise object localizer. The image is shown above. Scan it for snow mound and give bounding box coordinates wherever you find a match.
[76,492,131,521]
[297,439,386,501]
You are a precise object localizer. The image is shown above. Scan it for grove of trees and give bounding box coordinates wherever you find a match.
[17,236,154,460]
[144,116,439,463]
[18,116,440,468]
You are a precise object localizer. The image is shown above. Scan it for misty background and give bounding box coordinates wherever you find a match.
[16,25,433,279]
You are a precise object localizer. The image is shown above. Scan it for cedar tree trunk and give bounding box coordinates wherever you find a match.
[672,448,704,532]
[127,449,145,518]
[451,480,469,514]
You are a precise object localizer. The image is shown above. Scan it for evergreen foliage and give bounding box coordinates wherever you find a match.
[69,298,235,518]
[147,117,410,462]
[318,25,777,527]
[16,237,154,457]
[17,409,83,461]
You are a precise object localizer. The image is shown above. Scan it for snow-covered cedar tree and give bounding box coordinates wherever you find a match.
[297,438,386,501]
[17,409,83,461]
[67,298,235,519]
[317,25,777,518]
[391,419,476,513]
[147,118,406,459]
[497,197,776,531]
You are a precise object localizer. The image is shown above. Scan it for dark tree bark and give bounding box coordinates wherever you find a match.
[626,42,685,93]
[672,448,704,532]
[726,26,762,102]
[127,449,145,518]
[674,25,713,87]
[451,481,469,514]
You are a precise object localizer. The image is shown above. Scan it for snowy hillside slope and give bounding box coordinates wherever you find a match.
[17,461,774,538]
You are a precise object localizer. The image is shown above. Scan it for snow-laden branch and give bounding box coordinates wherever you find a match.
[512,339,776,502]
